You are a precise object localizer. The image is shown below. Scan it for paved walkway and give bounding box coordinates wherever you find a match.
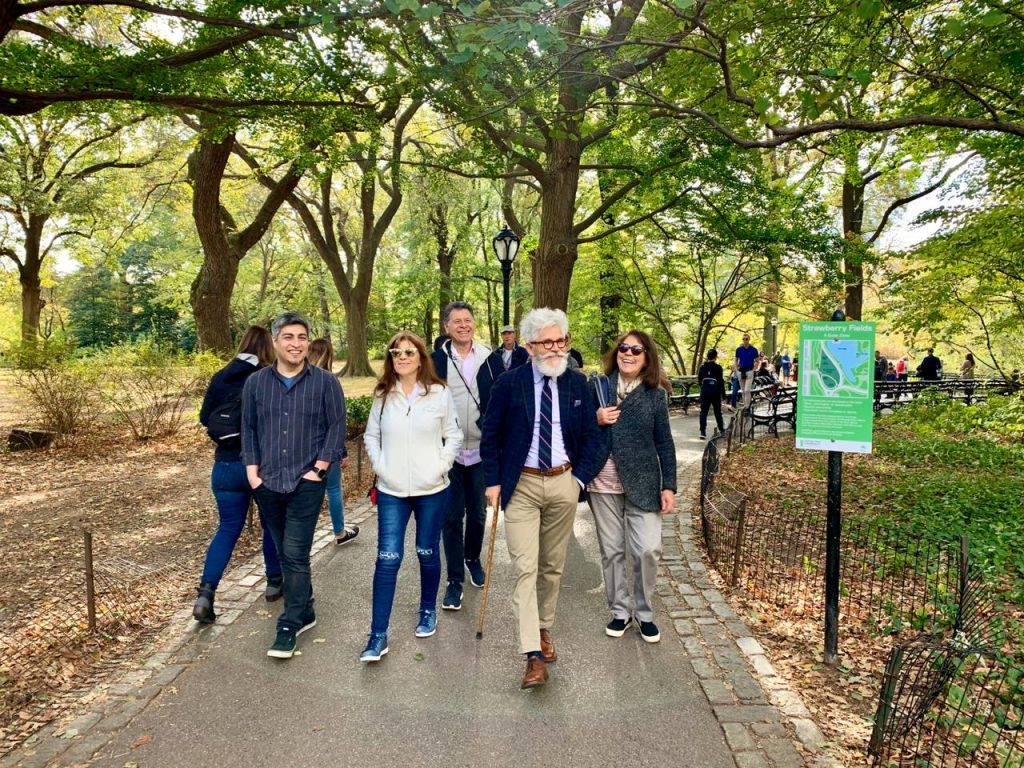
[5,414,836,768]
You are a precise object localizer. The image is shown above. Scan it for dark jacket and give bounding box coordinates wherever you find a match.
[918,354,942,380]
[199,356,262,462]
[488,344,529,375]
[431,341,502,423]
[697,361,726,401]
[480,362,603,509]
[592,372,677,512]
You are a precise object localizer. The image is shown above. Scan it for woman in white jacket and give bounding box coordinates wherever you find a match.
[360,331,463,662]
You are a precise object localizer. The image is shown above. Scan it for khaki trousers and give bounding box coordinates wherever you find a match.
[504,471,579,655]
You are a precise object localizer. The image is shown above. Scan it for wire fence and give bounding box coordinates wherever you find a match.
[699,415,1023,766]
[0,531,198,741]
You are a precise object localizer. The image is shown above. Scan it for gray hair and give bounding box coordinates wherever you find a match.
[271,311,311,339]
[441,301,474,326]
[520,307,569,343]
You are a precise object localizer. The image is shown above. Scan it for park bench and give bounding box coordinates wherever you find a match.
[668,376,700,413]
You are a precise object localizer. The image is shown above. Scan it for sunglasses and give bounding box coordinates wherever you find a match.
[388,348,418,359]
[617,343,646,356]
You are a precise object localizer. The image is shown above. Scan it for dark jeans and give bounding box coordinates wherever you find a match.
[699,395,725,436]
[441,461,486,584]
[371,488,447,634]
[254,479,326,632]
[200,461,281,587]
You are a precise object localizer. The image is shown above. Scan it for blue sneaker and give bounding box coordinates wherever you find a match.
[415,609,437,638]
[360,632,389,662]
[466,559,486,588]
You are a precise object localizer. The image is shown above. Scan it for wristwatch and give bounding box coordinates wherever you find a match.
[312,466,328,480]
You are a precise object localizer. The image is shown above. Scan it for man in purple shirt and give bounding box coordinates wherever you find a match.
[734,333,759,408]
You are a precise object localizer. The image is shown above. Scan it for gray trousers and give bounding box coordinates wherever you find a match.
[587,492,662,622]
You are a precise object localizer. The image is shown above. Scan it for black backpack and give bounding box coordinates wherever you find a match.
[206,395,242,445]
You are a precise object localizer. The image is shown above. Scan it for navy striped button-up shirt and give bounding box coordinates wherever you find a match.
[241,363,346,493]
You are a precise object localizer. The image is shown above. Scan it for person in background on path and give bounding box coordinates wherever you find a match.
[772,351,783,377]
[874,350,889,382]
[243,312,346,660]
[587,330,676,644]
[361,331,462,662]
[779,350,791,385]
[729,363,741,410]
[481,308,603,690]
[697,349,726,440]
[792,354,799,384]
[895,356,908,382]
[194,326,282,625]
[307,339,358,547]
[490,323,529,373]
[568,347,584,369]
[734,334,759,407]
[960,352,975,380]
[754,360,776,388]
[430,301,499,611]
[917,348,943,381]
[885,363,898,381]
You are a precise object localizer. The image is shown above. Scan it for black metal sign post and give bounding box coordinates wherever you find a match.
[824,308,845,665]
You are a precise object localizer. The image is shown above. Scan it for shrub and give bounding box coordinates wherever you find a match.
[346,395,374,439]
[14,361,102,440]
[95,341,204,440]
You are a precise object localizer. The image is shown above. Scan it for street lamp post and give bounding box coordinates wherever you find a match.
[770,317,779,357]
[492,225,520,326]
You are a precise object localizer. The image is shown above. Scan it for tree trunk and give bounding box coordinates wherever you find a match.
[317,266,332,346]
[843,177,866,321]
[533,138,581,309]
[189,132,237,353]
[341,297,375,376]
[19,215,45,344]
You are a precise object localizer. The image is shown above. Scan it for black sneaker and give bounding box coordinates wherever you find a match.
[699,434,706,440]
[267,627,297,659]
[638,620,661,643]
[606,617,631,638]
[442,581,463,611]
[466,559,486,588]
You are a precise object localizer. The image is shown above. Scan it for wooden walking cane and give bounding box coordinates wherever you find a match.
[476,503,501,639]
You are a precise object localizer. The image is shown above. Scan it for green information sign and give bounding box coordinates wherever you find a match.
[795,321,876,453]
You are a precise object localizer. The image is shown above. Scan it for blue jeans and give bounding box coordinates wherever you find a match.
[370,489,447,634]
[441,462,486,584]
[200,461,281,587]
[326,462,345,534]
[254,479,326,632]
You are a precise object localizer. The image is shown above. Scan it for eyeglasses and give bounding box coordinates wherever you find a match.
[617,343,645,356]
[388,348,418,359]
[531,336,570,351]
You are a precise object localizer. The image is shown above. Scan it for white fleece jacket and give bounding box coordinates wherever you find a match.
[364,383,463,498]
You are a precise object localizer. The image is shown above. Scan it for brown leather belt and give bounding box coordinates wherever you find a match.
[521,462,572,477]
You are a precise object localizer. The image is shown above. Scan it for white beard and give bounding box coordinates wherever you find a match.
[534,352,568,378]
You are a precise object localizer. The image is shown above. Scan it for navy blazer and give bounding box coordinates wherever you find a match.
[480,362,603,509]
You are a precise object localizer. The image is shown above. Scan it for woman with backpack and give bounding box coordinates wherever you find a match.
[193,326,283,624]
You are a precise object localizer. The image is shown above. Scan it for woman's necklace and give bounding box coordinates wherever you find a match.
[617,375,640,399]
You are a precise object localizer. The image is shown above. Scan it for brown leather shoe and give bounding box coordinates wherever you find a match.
[539,628,557,663]
[521,657,548,689]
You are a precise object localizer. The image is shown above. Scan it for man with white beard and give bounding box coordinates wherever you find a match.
[481,308,603,690]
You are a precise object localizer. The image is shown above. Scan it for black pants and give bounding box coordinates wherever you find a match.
[699,394,724,436]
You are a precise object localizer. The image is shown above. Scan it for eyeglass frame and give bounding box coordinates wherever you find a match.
[528,334,571,351]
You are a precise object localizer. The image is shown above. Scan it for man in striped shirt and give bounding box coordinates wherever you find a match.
[242,312,346,659]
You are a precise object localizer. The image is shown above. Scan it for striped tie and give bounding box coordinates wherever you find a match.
[539,376,553,471]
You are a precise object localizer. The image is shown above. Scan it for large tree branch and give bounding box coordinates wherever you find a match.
[576,186,697,243]
[867,152,978,244]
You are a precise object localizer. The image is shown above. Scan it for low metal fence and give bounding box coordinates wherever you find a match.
[699,418,1023,766]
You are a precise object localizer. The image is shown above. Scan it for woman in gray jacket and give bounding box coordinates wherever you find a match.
[588,330,677,643]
